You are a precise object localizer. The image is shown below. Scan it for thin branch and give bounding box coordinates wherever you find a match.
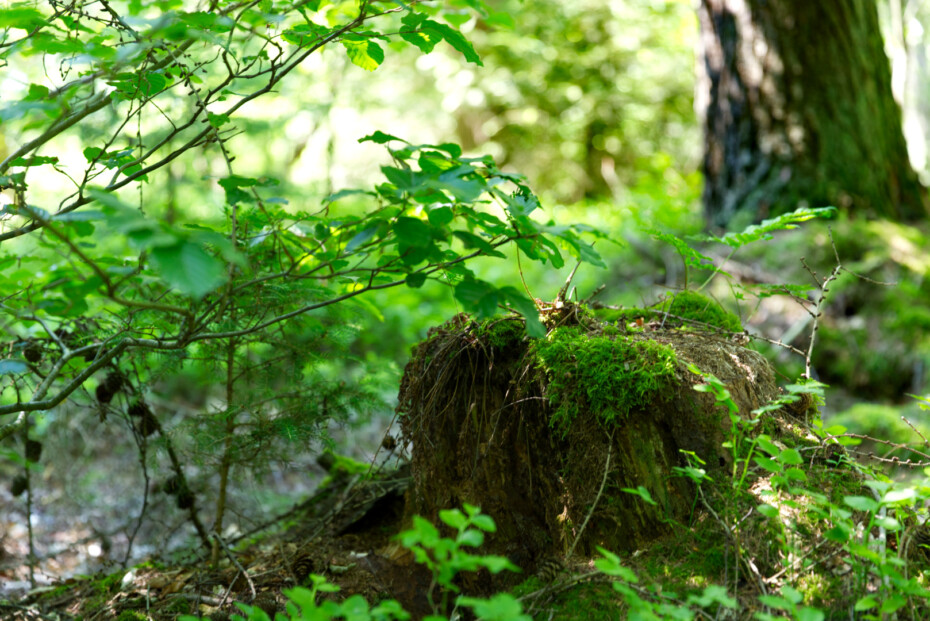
[211,532,257,601]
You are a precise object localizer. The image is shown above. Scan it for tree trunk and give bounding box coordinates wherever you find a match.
[697,0,928,227]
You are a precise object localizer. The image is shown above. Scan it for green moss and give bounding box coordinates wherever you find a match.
[83,571,125,614]
[163,597,191,614]
[659,291,742,333]
[526,580,623,621]
[319,450,371,487]
[531,326,677,430]
[478,317,525,349]
[117,611,148,621]
[797,572,838,608]
[593,307,651,327]
[328,452,369,475]
[97,571,125,593]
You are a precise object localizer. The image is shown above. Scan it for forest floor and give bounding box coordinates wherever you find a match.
[1,462,430,621]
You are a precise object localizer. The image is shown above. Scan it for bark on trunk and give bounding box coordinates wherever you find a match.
[697,0,928,227]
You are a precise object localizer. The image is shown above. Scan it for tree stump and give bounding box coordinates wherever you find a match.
[397,308,778,582]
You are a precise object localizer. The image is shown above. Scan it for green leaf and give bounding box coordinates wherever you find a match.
[439,509,468,530]
[217,175,276,205]
[824,525,850,543]
[883,488,917,504]
[879,595,907,614]
[431,172,485,202]
[457,593,530,621]
[342,39,384,71]
[687,585,737,609]
[757,595,791,610]
[393,217,432,248]
[0,100,58,122]
[781,586,802,605]
[854,596,878,612]
[502,190,539,217]
[207,112,230,128]
[756,436,780,456]
[622,485,657,506]
[149,240,226,298]
[405,272,427,288]
[401,12,443,53]
[497,287,543,337]
[53,210,104,222]
[359,131,404,144]
[777,448,803,465]
[700,206,837,249]
[843,495,879,513]
[485,11,515,29]
[22,83,50,103]
[593,550,638,583]
[0,7,47,29]
[649,229,720,273]
[324,188,370,203]
[381,166,417,191]
[282,22,330,46]
[454,278,498,317]
[422,19,482,65]
[437,143,462,158]
[452,231,505,257]
[796,608,825,621]
[142,72,168,94]
[470,514,496,532]
[345,224,380,253]
[458,529,484,548]
[0,359,29,375]
[756,504,779,519]
[428,206,454,227]
[178,11,234,32]
[874,515,901,530]
[10,156,58,167]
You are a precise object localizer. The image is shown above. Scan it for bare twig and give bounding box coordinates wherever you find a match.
[557,261,582,302]
[211,532,257,601]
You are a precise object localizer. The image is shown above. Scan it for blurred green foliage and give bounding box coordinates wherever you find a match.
[458,0,700,204]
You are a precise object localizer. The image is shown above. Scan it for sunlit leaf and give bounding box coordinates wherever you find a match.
[422,19,483,65]
[359,131,404,144]
[342,39,384,71]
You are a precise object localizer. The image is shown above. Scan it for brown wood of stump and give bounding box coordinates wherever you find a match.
[396,313,777,586]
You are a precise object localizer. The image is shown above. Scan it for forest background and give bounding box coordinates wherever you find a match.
[2,0,930,619]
